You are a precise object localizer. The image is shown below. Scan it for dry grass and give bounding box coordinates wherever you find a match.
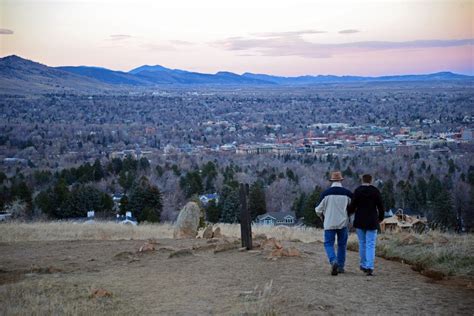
[0,221,175,242]
[243,279,282,316]
[348,230,474,278]
[0,278,139,316]
[216,223,324,243]
[0,221,324,243]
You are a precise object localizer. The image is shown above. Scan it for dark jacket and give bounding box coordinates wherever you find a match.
[348,184,384,230]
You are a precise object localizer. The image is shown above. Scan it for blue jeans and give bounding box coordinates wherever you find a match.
[323,227,348,268]
[356,229,378,270]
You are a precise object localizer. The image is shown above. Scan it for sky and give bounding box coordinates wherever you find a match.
[0,0,473,76]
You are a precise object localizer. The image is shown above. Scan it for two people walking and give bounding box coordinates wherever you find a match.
[315,171,384,276]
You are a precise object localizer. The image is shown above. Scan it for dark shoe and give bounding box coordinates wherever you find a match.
[366,269,374,276]
[337,267,345,273]
[360,266,368,273]
[331,263,339,276]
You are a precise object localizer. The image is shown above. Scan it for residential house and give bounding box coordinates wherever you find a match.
[116,211,137,225]
[200,193,219,205]
[256,212,296,226]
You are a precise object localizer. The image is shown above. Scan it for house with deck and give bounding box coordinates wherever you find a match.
[256,212,296,226]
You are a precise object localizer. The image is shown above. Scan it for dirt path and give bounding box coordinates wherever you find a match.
[1,239,473,315]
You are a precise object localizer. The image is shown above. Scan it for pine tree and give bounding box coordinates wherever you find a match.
[180,170,203,198]
[381,179,395,210]
[219,185,240,223]
[426,176,456,229]
[139,157,150,171]
[302,186,323,227]
[205,199,221,223]
[127,176,163,222]
[291,192,306,219]
[118,170,135,193]
[201,161,218,192]
[61,185,112,218]
[248,180,266,220]
[93,159,104,181]
[119,194,129,214]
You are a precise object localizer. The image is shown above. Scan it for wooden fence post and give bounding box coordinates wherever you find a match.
[240,183,252,250]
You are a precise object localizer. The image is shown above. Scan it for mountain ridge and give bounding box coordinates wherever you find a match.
[1,55,472,94]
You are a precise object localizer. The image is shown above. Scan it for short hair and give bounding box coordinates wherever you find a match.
[362,174,373,183]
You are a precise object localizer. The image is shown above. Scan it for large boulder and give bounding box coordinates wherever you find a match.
[174,202,201,239]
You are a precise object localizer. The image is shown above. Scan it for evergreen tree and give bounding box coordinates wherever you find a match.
[342,166,353,178]
[155,165,164,177]
[127,177,162,222]
[108,158,123,175]
[291,192,306,219]
[122,155,138,172]
[180,170,203,198]
[286,168,296,182]
[0,171,6,184]
[118,170,135,192]
[92,159,104,181]
[61,185,113,218]
[205,199,221,223]
[426,175,456,229]
[219,185,240,223]
[171,164,181,176]
[51,178,70,217]
[467,166,474,186]
[248,180,266,220]
[119,194,129,214]
[429,188,456,229]
[202,161,218,191]
[139,157,150,171]
[381,179,395,210]
[0,184,9,211]
[302,186,323,227]
[10,180,32,207]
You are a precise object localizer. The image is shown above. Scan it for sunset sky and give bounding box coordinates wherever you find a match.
[0,0,473,76]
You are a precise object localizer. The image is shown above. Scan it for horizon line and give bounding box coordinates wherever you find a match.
[1,54,473,78]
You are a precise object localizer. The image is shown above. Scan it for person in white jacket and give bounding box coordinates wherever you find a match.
[315,171,353,275]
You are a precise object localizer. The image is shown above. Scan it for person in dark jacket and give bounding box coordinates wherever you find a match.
[348,174,384,276]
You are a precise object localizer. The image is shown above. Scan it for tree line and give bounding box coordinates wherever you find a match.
[1,153,473,231]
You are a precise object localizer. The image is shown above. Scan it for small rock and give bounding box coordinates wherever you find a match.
[90,288,112,298]
[286,247,301,257]
[214,243,239,253]
[169,249,193,258]
[157,246,176,252]
[262,237,283,250]
[270,248,283,257]
[254,233,267,240]
[202,225,214,239]
[113,251,135,260]
[138,242,155,252]
[213,227,222,238]
[147,238,160,245]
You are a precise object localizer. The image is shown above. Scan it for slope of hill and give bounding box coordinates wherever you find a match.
[56,66,150,85]
[0,55,110,94]
[130,67,273,85]
[242,71,473,84]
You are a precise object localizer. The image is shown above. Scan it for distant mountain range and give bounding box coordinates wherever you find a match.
[1,55,472,93]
